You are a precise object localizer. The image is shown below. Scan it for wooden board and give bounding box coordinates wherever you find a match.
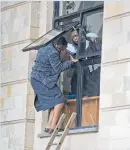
[63,96,99,128]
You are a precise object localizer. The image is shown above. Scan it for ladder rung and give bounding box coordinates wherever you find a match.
[49,143,58,146]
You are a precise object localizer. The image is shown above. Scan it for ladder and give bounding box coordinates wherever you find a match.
[46,112,77,150]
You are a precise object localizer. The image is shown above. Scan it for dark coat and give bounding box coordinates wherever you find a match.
[30,44,73,111]
[31,44,73,89]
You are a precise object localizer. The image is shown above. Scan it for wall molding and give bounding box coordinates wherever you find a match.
[102,58,130,67]
[105,11,130,20]
[1,39,35,49]
[1,1,31,11]
[1,118,35,125]
[100,104,130,112]
[1,79,28,87]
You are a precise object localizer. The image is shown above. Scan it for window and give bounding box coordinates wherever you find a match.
[54,1,104,130]
[22,1,104,133]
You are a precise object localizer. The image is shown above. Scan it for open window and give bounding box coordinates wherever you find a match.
[22,22,79,52]
[53,2,103,130]
[22,1,104,133]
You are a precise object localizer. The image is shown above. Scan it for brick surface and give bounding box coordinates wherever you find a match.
[27,82,34,95]
[31,2,40,28]
[30,27,39,39]
[1,48,12,61]
[11,82,28,96]
[1,123,25,150]
[1,68,28,83]
[102,11,130,63]
[100,61,130,108]
[1,3,31,46]
[104,1,125,18]
[0,95,26,122]
[108,138,130,150]
[100,109,130,128]
[0,2,40,150]
[24,122,35,148]
[26,94,35,119]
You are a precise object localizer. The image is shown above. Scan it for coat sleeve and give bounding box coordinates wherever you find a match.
[49,52,73,73]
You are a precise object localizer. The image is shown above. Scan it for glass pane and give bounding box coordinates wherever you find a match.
[59,1,81,16]
[80,65,100,127]
[55,16,80,43]
[82,65,101,97]
[55,17,80,31]
[22,29,62,51]
[78,1,103,11]
[82,11,103,38]
[76,11,103,58]
[81,10,102,97]
[59,1,103,16]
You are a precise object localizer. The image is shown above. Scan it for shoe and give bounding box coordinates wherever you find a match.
[47,128,54,134]
[44,128,49,133]
[44,128,54,134]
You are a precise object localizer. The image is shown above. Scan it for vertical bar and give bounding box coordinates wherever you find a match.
[76,12,85,127]
[76,61,83,127]
[76,13,83,127]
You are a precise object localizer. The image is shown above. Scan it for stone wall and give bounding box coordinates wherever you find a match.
[1,1,130,150]
[0,2,40,150]
[99,1,130,149]
[32,1,53,150]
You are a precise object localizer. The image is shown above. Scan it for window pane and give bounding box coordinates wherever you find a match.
[59,1,81,16]
[22,29,63,51]
[82,11,103,38]
[76,11,103,59]
[59,1,103,16]
[81,10,103,97]
[54,16,80,31]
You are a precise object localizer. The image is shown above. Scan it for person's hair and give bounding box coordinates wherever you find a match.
[71,27,79,33]
[56,36,68,46]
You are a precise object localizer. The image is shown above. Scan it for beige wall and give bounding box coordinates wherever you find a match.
[33,1,53,150]
[0,1,40,150]
[1,1,130,150]
[34,1,130,150]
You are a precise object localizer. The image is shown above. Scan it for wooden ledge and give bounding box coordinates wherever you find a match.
[67,96,99,103]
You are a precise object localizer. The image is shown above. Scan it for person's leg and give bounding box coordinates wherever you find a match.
[50,103,64,129]
[45,108,54,129]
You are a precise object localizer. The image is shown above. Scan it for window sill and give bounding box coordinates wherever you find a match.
[38,125,98,138]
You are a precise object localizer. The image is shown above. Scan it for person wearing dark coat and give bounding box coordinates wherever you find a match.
[30,37,77,134]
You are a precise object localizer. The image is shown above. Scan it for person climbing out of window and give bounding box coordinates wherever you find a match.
[30,36,77,134]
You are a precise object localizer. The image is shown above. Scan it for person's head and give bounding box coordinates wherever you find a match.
[54,36,70,61]
[71,27,79,45]
[54,36,68,52]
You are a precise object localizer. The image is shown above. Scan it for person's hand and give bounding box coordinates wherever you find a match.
[70,55,78,63]
[60,50,70,62]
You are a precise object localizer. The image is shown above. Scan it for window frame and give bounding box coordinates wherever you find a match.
[53,1,104,128]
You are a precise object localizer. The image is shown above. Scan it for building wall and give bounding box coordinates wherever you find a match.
[0,1,40,150]
[1,1,130,150]
[33,1,130,150]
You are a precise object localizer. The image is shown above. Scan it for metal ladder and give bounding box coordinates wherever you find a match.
[46,112,77,150]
